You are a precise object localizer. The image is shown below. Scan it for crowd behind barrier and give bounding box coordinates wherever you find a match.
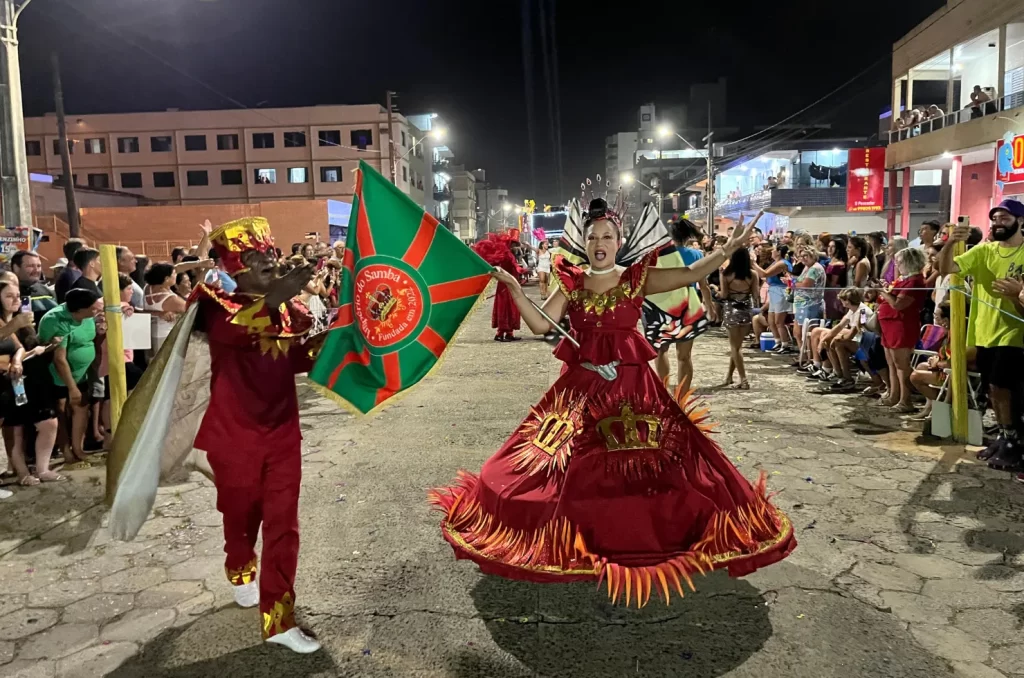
[0,223,346,497]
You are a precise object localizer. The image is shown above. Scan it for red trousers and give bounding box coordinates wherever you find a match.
[209,441,301,638]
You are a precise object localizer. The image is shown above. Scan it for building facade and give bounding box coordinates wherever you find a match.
[449,167,477,243]
[473,169,510,237]
[885,0,1024,235]
[685,138,942,236]
[23,104,416,207]
[605,132,638,184]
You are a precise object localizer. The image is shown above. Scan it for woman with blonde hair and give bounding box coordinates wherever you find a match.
[875,247,929,412]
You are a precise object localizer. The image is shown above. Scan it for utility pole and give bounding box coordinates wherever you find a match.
[0,0,34,230]
[52,52,79,237]
[385,90,397,185]
[705,102,715,234]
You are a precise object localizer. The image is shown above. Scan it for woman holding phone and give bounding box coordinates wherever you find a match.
[0,281,62,485]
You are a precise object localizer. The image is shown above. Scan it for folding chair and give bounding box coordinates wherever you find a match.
[912,324,948,369]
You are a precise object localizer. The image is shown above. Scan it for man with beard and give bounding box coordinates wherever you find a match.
[939,199,1024,468]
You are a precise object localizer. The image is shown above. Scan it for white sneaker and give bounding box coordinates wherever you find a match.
[265,627,321,654]
[0,489,12,499]
[233,582,259,609]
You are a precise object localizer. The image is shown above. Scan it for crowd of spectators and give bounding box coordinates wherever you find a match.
[683,204,1024,476]
[0,225,345,497]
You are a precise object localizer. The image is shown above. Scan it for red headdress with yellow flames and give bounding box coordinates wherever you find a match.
[209,217,276,276]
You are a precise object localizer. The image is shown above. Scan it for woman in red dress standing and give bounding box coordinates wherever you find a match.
[474,232,523,342]
[430,200,795,606]
[875,247,929,413]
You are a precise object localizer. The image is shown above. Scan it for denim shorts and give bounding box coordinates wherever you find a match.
[794,302,823,325]
[767,285,792,314]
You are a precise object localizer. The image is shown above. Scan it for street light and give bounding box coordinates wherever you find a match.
[620,172,634,185]
[502,202,512,212]
[398,126,450,162]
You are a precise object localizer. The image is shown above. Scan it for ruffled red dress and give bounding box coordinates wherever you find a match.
[430,255,795,606]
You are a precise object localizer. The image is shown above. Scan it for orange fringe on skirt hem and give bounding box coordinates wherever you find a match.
[428,471,793,608]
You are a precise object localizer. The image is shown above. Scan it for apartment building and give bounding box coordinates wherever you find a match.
[885,0,1024,235]
[449,167,477,243]
[22,104,416,206]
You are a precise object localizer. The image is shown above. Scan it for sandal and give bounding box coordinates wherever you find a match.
[890,403,916,414]
[62,461,91,471]
[36,471,66,482]
[735,379,750,390]
[18,475,40,486]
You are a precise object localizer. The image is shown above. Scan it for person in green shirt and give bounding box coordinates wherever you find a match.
[939,199,1024,469]
[37,288,102,468]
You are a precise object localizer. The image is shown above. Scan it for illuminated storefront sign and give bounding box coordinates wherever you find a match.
[846,147,886,212]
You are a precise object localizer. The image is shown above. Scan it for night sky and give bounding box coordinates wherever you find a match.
[17,0,943,205]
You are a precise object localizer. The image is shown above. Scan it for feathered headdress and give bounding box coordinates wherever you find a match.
[552,199,673,268]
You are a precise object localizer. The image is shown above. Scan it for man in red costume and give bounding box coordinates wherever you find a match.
[191,217,322,653]
[474,231,523,341]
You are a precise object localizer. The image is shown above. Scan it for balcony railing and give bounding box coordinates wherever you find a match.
[433,187,452,202]
[686,186,941,220]
[432,159,451,172]
[888,91,1024,144]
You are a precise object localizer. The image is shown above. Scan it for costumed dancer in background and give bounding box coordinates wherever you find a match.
[430,194,795,605]
[647,218,718,395]
[109,217,324,654]
[474,231,523,342]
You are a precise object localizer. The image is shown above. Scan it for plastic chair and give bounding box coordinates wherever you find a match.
[797,317,826,365]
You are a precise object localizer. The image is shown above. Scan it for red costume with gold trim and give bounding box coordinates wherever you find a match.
[473,232,522,339]
[430,254,795,605]
[192,218,317,639]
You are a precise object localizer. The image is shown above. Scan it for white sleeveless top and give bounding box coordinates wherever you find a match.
[144,289,177,341]
[537,250,551,273]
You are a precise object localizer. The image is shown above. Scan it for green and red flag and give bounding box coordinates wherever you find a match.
[309,161,492,414]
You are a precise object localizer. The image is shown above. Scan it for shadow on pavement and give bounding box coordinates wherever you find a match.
[451,571,771,678]
[107,606,338,678]
[899,446,1024,577]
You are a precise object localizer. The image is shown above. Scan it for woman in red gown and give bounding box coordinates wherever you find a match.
[431,200,795,606]
[474,232,523,342]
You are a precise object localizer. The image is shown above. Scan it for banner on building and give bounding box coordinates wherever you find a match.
[308,161,493,415]
[996,132,1024,185]
[846,147,886,212]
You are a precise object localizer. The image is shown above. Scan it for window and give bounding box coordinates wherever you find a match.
[217,134,239,150]
[320,166,342,182]
[184,135,207,151]
[150,136,173,152]
[252,132,275,149]
[220,169,243,185]
[186,170,209,186]
[402,165,408,182]
[318,130,341,147]
[153,171,176,187]
[25,140,40,156]
[401,130,407,147]
[283,131,306,148]
[87,173,109,189]
[120,172,143,189]
[84,138,106,154]
[254,168,277,184]
[117,137,139,154]
[52,139,74,155]
[350,129,373,150]
[288,168,308,184]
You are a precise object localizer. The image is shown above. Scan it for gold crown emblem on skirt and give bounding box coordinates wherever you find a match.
[597,403,661,451]
[533,412,577,456]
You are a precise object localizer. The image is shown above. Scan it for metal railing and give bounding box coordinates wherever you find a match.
[888,91,1024,144]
